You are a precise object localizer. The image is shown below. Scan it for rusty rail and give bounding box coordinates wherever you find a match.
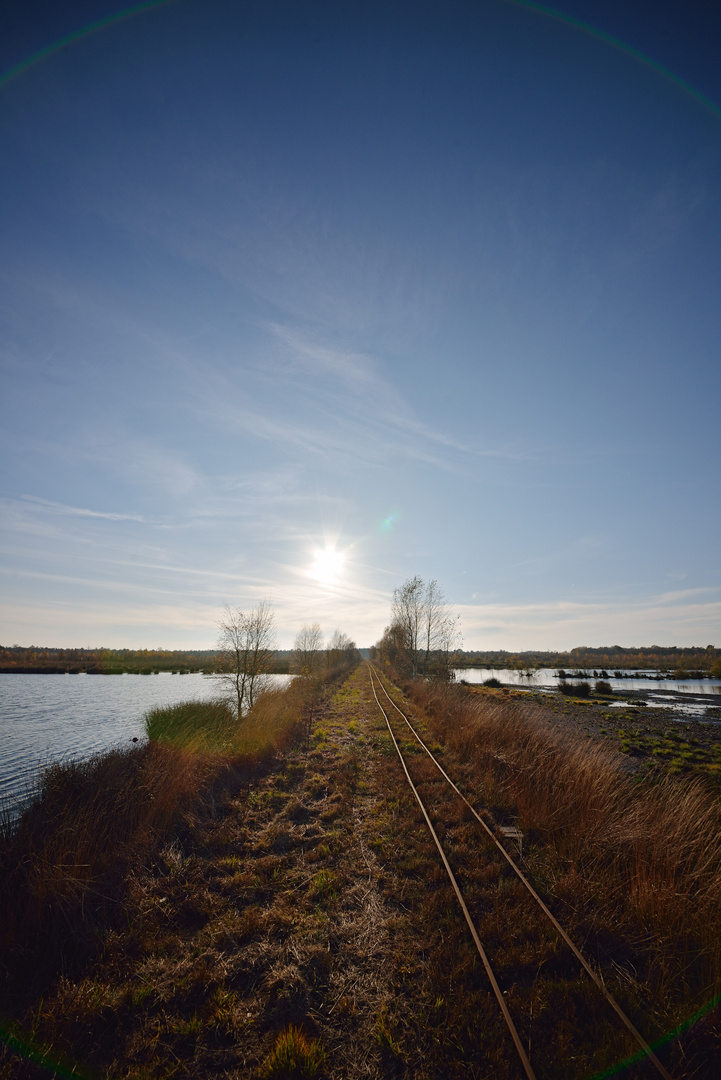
[368,665,537,1080]
[368,664,672,1080]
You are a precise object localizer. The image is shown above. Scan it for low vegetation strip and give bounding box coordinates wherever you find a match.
[368,666,538,1079]
[2,665,720,1078]
[0,646,297,674]
[0,682,316,1024]
[452,646,721,677]
[370,667,673,1080]
[386,669,721,1074]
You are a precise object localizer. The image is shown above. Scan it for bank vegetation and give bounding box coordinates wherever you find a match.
[0,643,358,1039]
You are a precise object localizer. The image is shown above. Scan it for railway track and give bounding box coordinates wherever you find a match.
[367,663,672,1080]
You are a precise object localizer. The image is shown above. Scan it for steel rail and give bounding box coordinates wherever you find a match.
[367,665,537,1080]
[370,665,672,1080]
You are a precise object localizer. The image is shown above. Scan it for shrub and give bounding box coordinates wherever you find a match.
[482,677,502,688]
[594,680,613,696]
[558,680,591,697]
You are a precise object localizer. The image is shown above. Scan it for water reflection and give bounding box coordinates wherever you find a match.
[454,667,721,694]
[453,667,721,719]
[0,671,293,813]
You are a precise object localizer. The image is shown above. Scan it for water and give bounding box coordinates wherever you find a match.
[454,668,721,718]
[0,672,293,814]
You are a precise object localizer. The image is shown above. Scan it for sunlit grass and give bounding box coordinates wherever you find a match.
[263,1024,325,1078]
[0,677,318,1008]
[399,673,721,1021]
[144,699,242,753]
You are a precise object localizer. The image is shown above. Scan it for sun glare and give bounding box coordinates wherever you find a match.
[310,546,344,584]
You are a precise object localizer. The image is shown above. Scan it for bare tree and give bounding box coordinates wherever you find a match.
[326,629,359,672]
[388,576,459,678]
[291,622,324,677]
[217,601,275,717]
[391,575,425,677]
[422,579,459,674]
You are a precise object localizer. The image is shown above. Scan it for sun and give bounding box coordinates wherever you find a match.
[310,545,344,584]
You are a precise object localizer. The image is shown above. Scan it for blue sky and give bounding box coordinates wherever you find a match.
[1,0,719,649]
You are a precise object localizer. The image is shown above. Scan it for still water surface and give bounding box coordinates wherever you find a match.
[4,669,720,816]
[454,668,721,717]
[0,672,292,813]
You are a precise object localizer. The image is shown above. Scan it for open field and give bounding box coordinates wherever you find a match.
[1,665,720,1078]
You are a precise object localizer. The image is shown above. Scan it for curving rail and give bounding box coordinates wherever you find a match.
[367,664,672,1080]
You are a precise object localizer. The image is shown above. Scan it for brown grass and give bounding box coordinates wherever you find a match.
[3,665,720,1077]
[398,674,721,1019]
[0,679,317,1008]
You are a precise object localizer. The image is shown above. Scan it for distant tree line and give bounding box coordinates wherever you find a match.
[4,641,718,678]
[456,645,721,678]
[0,645,293,675]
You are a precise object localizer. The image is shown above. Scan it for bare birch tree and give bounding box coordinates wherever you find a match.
[387,576,459,678]
[217,601,275,717]
[326,629,358,672]
[422,579,458,673]
[290,622,324,677]
[391,575,425,677]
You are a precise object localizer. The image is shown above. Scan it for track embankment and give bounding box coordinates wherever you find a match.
[2,665,718,1079]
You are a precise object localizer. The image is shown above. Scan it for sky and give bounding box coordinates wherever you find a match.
[1,0,719,651]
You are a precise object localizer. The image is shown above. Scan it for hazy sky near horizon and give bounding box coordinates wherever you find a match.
[1,0,719,650]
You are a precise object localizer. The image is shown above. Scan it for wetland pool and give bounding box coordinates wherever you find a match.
[0,671,293,814]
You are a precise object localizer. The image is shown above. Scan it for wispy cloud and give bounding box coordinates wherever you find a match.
[20,496,145,522]
[256,324,531,467]
[458,590,721,650]
[0,563,393,648]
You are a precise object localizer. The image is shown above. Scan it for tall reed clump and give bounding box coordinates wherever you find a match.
[144,698,247,754]
[145,680,318,761]
[0,681,313,1004]
[401,677,721,1022]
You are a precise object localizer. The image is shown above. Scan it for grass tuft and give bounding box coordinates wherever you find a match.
[262,1025,325,1078]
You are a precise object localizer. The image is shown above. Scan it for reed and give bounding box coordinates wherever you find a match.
[144,698,245,753]
[401,676,721,1015]
[0,680,312,1003]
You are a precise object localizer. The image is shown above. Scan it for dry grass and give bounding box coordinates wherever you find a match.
[0,744,213,981]
[0,680,316,1010]
[397,674,721,1039]
[3,665,720,1078]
